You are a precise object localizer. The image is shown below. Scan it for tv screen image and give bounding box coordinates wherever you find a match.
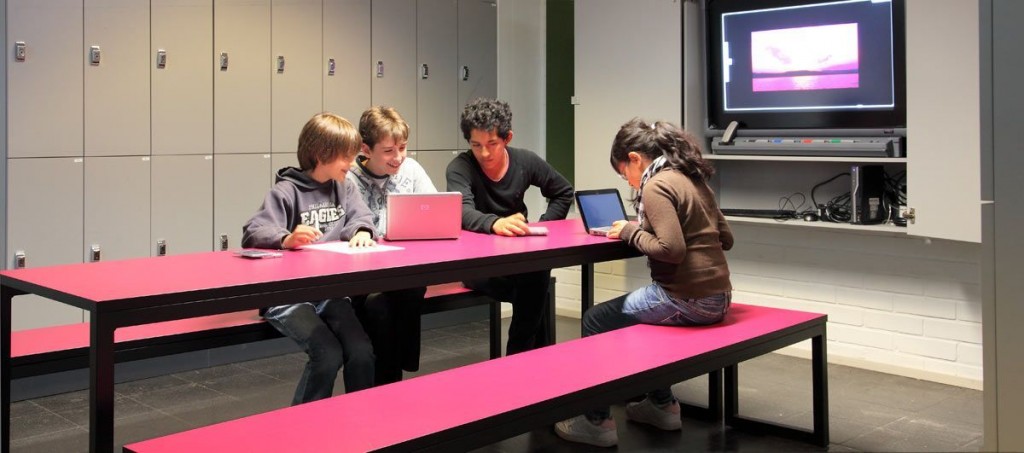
[705,0,906,137]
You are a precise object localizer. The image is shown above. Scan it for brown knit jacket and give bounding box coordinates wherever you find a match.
[618,168,733,299]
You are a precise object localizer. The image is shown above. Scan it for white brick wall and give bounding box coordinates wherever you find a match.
[553,222,983,389]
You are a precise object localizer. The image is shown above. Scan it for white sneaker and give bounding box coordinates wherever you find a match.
[554,415,618,447]
[625,398,682,431]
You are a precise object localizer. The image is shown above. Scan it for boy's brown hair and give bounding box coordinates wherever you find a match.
[297,113,362,171]
[358,106,410,149]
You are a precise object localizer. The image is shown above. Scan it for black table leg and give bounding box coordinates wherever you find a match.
[89,312,116,453]
[581,263,594,337]
[2,287,13,453]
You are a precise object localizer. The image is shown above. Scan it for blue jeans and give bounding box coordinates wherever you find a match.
[264,297,375,405]
[582,283,731,422]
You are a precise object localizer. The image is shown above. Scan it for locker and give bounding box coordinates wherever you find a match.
[84,157,152,261]
[152,0,214,156]
[271,152,301,176]
[372,0,418,150]
[323,0,371,123]
[410,150,459,191]
[7,0,83,158]
[272,0,324,154]
[214,154,273,250]
[214,0,272,154]
[152,155,214,255]
[84,0,151,157]
[458,0,497,145]
[6,158,85,329]
[417,0,459,151]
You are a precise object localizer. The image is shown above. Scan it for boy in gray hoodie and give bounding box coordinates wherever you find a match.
[242,112,378,405]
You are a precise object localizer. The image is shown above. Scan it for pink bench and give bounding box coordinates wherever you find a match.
[9,283,509,381]
[123,303,829,452]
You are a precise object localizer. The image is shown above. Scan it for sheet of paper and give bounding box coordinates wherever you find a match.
[301,242,404,255]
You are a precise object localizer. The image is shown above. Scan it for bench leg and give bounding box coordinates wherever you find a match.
[488,300,502,359]
[679,370,724,422]
[724,332,830,447]
[581,263,595,337]
[2,288,12,453]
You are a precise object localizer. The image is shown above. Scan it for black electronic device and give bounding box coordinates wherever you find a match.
[850,164,886,224]
[703,0,907,157]
[802,212,820,222]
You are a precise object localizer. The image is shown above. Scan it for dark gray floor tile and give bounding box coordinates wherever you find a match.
[11,426,88,453]
[845,416,982,452]
[127,381,231,411]
[112,411,194,450]
[30,389,90,413]
[10,409,79,441]
[195,369,289,399]
[171,363,251,384]
[913,387,983,427]
[9,400,45,418]
[113,374,191,397]
[54,394,155,427]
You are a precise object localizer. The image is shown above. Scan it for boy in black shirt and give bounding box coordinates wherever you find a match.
[446,98,574,354]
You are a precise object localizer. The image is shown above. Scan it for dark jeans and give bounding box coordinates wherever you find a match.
[263,297,375,405]
[355,287,427,385]
[581,284,731,422]
[465,269,551,355]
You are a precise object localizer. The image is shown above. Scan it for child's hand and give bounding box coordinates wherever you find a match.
[492,213,528,236]
[282,225,323,249]
[607,220,630,239]
[349,230,376,248]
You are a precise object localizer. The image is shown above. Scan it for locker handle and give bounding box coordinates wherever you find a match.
[327,58,336,76]
[15,41,26,62]
[157,239,167,257]
[91,245,102,262]
[14,251,26,269]
[421,63,429,79]
[220,234,229,251]
[220,52,229,70]
[277,55,285,73]
[156,49,167,69]
[376,60,384,78]
[461,65,470,81]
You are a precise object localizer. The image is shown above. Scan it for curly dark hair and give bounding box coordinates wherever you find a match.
[460,98,513,141]
[609,118,715,183]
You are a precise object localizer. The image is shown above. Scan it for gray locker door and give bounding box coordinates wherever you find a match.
[152,0,214,156]
[457,0,497,145]
[272,0,324,154]
[323,0,371,123]
[84,0,151,157]
[7,0,84,158]
[214,154,273,250]
[215,0,272,154]
[410,150,458,191]
[84,157,152,261]
[417,0,459,151]
[152,155,214,255]
[271,152,300,176]
[6,158,85,329]
[372,0,418,149]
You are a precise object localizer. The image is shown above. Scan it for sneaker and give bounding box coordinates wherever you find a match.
[554,415,618,447]
[626,398,682,431]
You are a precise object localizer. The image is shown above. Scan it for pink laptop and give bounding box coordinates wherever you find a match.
[384,192,462,241]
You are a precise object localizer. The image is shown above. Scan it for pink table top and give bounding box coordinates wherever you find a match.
[0,219,632,310]
[123,303,826,453]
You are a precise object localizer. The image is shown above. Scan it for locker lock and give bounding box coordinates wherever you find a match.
[14,251,26,269]
[91,245,102,262]
[156,49,167,69]
[421,63,429,79]
[220,52,229,70]
[220,234,229,251]
[277,55,285,73]
[89,46,102,66]
[327,58,336,76]
[461,65,470,81]
[15,42,27,62]
[157,239,167,257]
[376,61,384,78]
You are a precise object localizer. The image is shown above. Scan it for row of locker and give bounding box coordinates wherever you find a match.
[6,0,495,159]
[5,150,461,330]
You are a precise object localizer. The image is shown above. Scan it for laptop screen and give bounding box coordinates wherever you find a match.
[575,189,627,231]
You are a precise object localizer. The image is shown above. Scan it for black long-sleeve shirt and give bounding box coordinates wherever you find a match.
[446,146,574,234]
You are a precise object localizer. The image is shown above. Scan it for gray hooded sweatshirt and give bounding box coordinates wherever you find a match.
[242,167,377,249]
